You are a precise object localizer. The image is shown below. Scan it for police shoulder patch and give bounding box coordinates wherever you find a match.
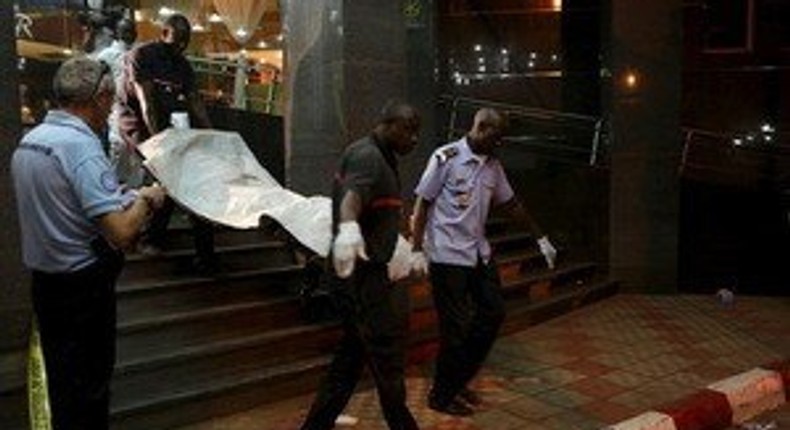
[100,171,119,192]
[436,146,459,163]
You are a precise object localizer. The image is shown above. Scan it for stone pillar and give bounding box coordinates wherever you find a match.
[283,0,433,196]
[1,3,29,429]
[1,3,28,351]
[401,0,437,195]
[605,0,682,292]
[562,0,602,116]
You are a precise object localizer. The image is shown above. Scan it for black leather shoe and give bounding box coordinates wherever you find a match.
[458,388,482,407]
[428,396,474,416]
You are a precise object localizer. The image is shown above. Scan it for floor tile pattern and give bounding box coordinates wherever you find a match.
[176,294,790,430]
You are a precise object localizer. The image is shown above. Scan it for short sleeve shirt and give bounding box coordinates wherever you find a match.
[117,41,195,146]
[332,136,402,263]
[11,110,135,272]
[414,137,514,266]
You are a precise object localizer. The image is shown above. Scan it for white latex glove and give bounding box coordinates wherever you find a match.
[387,235,412,282]
[410,251,429,277]
[537,236,557,269]
[332,221,368,278]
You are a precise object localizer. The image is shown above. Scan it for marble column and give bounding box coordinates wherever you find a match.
[605,0,682,292]
[0,3,28,428]
[1,3,28,351]
[283,0,434,196]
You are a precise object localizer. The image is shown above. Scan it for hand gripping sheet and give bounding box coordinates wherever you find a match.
[138,129,414,280]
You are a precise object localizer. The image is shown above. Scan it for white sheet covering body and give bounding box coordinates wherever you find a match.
[138,129,414,280]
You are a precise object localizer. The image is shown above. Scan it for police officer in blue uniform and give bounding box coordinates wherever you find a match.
[12,57,166,430]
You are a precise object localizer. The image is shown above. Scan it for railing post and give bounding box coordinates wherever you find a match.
[447,97,460,142]
[679,129,694,175]
[590,119,602,166]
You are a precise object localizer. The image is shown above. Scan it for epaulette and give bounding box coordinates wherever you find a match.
[436,146,459,164]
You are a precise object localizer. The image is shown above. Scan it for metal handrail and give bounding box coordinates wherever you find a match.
[679,126,790,182]
[440,95,606,167]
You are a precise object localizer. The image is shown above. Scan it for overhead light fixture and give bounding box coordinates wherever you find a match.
[158,7,175,17]
[235,27,248,39]
[208,13,223,23]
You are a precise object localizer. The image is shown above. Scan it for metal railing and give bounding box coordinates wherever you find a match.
[439,95,607,167]
[679,126,790,187]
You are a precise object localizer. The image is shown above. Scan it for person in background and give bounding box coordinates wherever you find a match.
[117,13,217,273]
[11,56,166,430]
[410,108,557,416]
[300,102,422,430]
[94,16,142,186]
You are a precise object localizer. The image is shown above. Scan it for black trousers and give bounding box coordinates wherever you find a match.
[300,262,419,430]
[428,260,505,404]
[144,195,215,262]
[31,256,122,430]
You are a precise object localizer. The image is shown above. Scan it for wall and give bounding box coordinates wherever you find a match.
[1,3,30,429]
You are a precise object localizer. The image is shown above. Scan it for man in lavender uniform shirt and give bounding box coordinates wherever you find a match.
[410,108,557,416]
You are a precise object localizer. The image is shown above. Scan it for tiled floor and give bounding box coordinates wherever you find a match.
[176,294,790,430]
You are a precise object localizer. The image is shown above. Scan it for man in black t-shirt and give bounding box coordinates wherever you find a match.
[299,102,422,430]
[118,13,216,272]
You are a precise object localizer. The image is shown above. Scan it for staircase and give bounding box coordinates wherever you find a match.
[0,214,617,430]
[406,217,618,362]
[109,219,335,429]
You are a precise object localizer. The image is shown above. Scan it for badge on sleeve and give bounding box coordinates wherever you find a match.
[100,171,119,192]
[436,146,458,164]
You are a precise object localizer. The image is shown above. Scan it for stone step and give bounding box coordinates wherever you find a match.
[502,261,598,301]
[490,231,536,254]
[502,277,619,333]
[3,262,615,430]
[150,225,280,251]
[120,242,296,283]
[407,277,620,363]
[111,355,331,430]
[117,265,304,323]
[110,274,615,430]
[112,324,339,414]
[117,296,310,362]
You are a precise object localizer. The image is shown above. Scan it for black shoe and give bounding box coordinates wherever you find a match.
[457,388,482,407]
[428,396,474,417]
